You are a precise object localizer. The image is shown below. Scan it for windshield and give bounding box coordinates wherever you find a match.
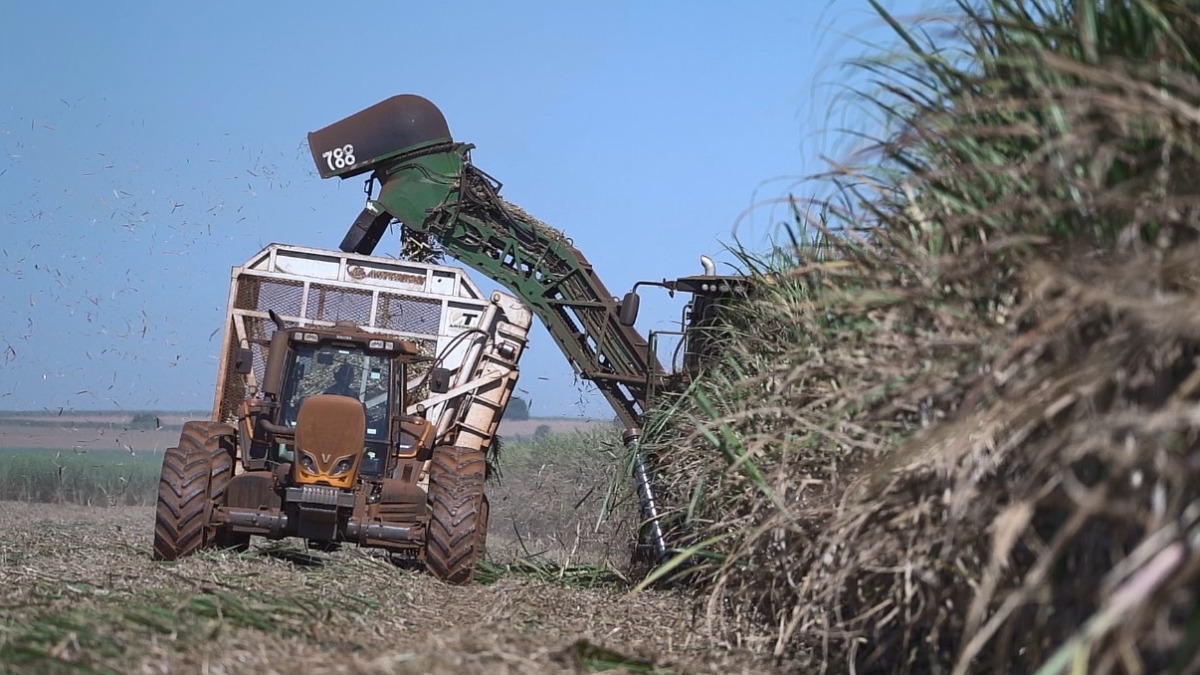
[280,343,392,441]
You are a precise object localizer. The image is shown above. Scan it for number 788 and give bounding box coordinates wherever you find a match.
[322,144,356,171]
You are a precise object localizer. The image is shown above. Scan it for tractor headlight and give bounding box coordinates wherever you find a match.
[298,452,318,474]
[330,456,356,476]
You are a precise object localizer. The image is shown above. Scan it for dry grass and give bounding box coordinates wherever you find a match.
[486,430,642,571]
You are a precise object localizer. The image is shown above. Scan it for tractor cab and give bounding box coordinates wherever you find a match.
[241,316,434,484]
[277,338,396,477]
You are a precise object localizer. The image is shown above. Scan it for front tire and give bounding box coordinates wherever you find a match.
[153,421,240,560]
[425,446,488,584]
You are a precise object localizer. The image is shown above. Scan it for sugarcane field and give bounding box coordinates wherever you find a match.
[5,2,1200,673]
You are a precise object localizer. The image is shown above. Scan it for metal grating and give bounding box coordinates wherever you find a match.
[407,338,438,403]
[217,326,247,424]
[305,284,372,325]
[378,292,442,336]
[217,315,277,424]
[245,315,275,383]
[236,276,305,315]
[218,247,491,423]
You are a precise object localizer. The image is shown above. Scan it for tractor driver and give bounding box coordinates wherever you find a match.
[326,362,358,398]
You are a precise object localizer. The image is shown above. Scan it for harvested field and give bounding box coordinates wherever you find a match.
[0,432,779,674]
[0,503,763,674]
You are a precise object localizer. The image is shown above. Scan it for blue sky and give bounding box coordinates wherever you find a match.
[1,0,933,418]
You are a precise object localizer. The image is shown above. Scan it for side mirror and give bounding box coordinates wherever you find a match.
[618,292,640,327]
[430,367,453,394]
[234,347,254,375]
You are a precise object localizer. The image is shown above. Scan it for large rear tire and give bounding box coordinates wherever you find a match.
[425,446,488,584]
[153,421,240,560]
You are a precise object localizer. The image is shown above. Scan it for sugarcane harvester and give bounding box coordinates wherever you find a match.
[308,95,750,562]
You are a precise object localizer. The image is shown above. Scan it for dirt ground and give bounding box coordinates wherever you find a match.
[0,504,774,674]
[0,445,778,674]
[0,413,780,673]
